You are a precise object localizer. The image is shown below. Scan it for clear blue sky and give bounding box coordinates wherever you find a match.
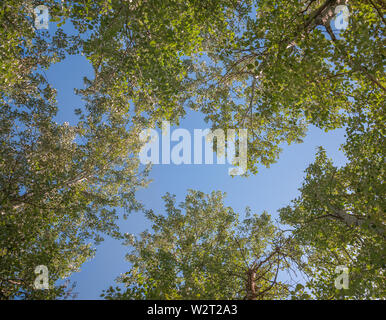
[44,23,348,299]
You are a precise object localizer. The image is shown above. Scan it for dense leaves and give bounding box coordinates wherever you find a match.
[103,190,302,300]
[280,107,385,299]
[0,1,149,299]
[0,0,384,299]
[187,0,385,174]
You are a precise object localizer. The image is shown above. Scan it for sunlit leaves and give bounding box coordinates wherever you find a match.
[103,190,302,300]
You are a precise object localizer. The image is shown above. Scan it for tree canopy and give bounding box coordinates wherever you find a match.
[0,0,384,299]
[280,107,385,299]
[102,190,303,300]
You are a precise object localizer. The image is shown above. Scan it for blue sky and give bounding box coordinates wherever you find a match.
[43,22,348,299]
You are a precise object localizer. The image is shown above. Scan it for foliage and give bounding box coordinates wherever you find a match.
[102,190,303,300]
[0,0,384,300]
[187,0,385,174]
[280,106,385,299]
[0,0,149,299]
